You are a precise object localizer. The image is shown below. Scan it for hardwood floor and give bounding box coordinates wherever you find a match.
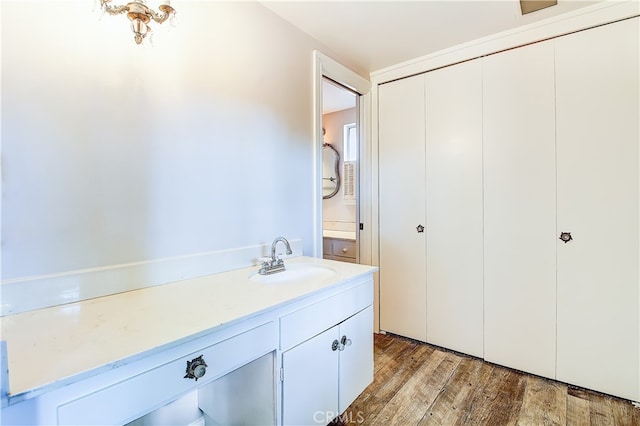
[337,333,640,425]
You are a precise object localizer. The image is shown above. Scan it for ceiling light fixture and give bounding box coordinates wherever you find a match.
[520,0,557,15]
[99,0,176,45]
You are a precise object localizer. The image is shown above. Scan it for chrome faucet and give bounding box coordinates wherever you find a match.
[271,237,292,260]
[259,237,293,275]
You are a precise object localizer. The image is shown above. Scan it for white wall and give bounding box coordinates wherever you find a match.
[0,1,344,282]
[322,108,356,228]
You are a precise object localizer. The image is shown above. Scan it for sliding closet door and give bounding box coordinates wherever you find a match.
[425,59,483,357]
[555,18,640,401]
[483,41,556,379]
[378,74,427,342]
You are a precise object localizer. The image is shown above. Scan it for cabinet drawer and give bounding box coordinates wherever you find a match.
[323,237,356,261]
[332,239,356,259]
[58,322,276,425]
[280,279,373,351]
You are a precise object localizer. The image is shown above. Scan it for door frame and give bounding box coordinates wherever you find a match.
[312,51,371,262]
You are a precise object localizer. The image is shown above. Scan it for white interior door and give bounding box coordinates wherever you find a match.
[378,74,427,342]
[482,40,557,379]
[425,59,484,358]
[555,17,640,401]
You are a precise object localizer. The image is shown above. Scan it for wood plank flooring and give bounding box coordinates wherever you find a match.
[336,333,640,425]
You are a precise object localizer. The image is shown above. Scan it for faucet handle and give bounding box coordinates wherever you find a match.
[259,256,273,264]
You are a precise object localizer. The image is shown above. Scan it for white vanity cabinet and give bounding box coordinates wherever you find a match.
[280,278,373,425]
[0,258,377,426]
[3,319,279,426]
[58,321,277,425]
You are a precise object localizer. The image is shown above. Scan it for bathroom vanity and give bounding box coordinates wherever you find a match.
[0,257,377,425]
[323,237,356,264]
[322,229,357,264]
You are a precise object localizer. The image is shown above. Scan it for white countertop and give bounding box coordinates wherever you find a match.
[323,230,357,241]
[0,257,376,401]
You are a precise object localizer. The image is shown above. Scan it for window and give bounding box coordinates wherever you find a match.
[343,123,357,162]
[343,123,357,202]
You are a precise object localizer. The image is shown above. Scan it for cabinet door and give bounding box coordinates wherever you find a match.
[378,74,427,341]
[483,40,557,379]
[425,59,484,358]
[282,326,339,426]
[555,18,640,401]
[338,306,373,413]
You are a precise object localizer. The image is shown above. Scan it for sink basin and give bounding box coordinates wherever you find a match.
[249,263,336,284]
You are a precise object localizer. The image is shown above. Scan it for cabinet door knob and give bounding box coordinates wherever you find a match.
[331,339,340,351]
[340,335,352,350]
[416,224,425,233]
[559,232,573,243]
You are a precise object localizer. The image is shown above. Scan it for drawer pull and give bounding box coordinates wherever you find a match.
[342,247,348,253]
[184,355,208,381]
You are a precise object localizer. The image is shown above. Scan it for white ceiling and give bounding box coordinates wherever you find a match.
[260,0,603,74]
[323,79,357,114]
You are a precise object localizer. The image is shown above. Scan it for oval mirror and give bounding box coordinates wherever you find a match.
[322,143,340,199]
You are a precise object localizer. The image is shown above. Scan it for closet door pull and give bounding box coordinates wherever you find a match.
[559,232,573,243]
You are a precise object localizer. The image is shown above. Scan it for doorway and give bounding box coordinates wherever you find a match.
[312,51,371,265]
[321,78,359,263]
